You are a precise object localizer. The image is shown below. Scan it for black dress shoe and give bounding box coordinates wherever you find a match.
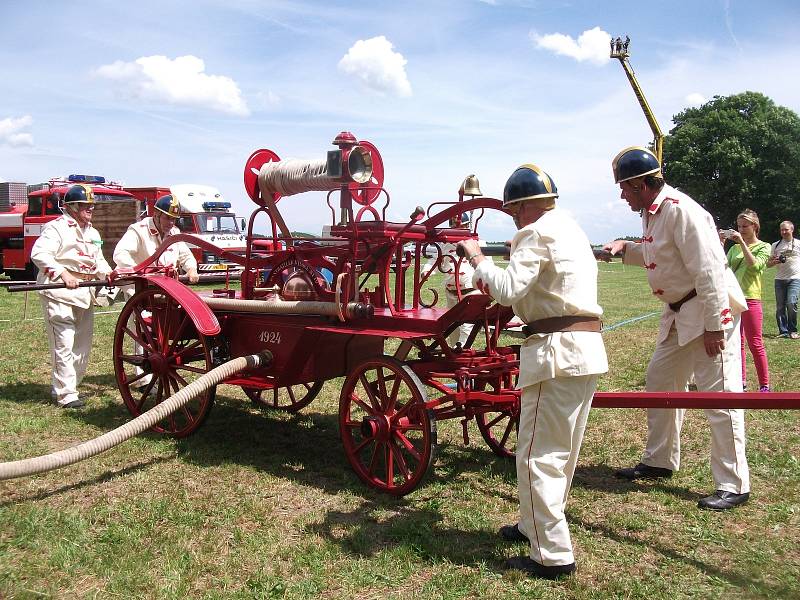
[60,399,85,409]
[503,556,575,580]
[499,523,529,543]
[614,462,673,480]
[698,490,750,511]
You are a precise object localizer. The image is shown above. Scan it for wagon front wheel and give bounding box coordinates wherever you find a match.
[339,357,436,496]
[113,287,215,438]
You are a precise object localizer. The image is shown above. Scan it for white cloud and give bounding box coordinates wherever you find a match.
[337,36,412,97]
[0,115,34,147]
[531,26,611,65]
[94,55,250,116]
[685,92,706,106]
[255,90,281,109]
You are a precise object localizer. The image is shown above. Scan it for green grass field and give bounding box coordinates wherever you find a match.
[1,263,798,599]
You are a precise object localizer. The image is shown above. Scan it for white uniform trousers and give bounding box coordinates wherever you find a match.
[641,315,750,494]
[444,288,478,347]
[517,373,598,566]
[40,298,94,406]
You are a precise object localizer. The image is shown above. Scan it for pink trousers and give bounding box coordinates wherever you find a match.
[741,298,769,388]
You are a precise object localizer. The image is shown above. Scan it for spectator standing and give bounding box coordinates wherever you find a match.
[767,221,800,339]
[724,209,771,391]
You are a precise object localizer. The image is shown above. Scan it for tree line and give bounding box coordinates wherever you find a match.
[663,91,800,243]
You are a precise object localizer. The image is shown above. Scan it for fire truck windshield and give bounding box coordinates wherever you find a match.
[198,214,239,234]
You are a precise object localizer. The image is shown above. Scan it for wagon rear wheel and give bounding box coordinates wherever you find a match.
[339,356,436,496]
[113,287,215,438]
[242,381,323,413]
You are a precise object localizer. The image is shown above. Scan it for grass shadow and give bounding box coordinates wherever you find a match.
[573,463,700,502]
[0,382,52,405]
[0,455,175,507]
[305,497,508,570]
[572,514,793,599]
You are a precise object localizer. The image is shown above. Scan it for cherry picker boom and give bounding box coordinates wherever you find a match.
[610,35,664,162]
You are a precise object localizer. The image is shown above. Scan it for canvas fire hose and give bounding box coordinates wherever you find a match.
[0,351,272,480]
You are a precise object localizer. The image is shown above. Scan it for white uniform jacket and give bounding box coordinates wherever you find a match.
[31,215,112,309]
[472,208,608,388]
[623,184,747,346]
[113,217,197,273]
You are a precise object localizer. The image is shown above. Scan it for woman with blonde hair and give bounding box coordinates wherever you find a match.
[724,209,771,391]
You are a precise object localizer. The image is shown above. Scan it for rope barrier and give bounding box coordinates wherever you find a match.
[603,311,659,331]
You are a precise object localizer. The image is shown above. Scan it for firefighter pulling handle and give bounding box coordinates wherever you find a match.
[0,351,272,481]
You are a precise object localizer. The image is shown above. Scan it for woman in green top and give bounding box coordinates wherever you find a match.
[725,209,771,392]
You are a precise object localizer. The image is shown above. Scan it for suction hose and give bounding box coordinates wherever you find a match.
[0,351,272,481]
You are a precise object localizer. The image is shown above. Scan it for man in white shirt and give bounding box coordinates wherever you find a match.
[603,146,750,511]
[459,164,608,580]
[113,194,199,287]
[31,185,113,408]
[767,220,800,339]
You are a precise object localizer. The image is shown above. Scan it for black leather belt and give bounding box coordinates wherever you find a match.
[669,289,697,312]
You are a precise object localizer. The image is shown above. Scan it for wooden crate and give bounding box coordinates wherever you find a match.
[92,199,139,265]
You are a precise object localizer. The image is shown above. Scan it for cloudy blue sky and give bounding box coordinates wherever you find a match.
[2,0,798,243]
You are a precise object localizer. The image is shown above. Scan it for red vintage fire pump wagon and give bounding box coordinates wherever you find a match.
[112,131,520,495]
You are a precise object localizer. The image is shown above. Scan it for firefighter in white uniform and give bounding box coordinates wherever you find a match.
[603,147,750,511]
[459,164,608,579]
[113,194,199,286]
[31,184,113,409]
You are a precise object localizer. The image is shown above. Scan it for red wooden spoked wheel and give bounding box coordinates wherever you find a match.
[242,381,323,413]
[113,287,215,438]
[339,357,436,495]
[475,400,519,459]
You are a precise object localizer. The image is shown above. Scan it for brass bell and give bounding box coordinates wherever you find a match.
[459,174,482,197]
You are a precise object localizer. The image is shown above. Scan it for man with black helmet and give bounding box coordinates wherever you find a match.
[603,146,751,511]
[30,184,113,409]
[113,194,199,285]
[458,164,607,579]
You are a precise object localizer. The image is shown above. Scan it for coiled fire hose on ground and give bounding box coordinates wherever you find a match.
[0,351,272,481]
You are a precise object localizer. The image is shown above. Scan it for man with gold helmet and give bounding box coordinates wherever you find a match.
[30,184,114,408]
[113,194,199,287]
[458,164,608,579]
[603,146,751,511]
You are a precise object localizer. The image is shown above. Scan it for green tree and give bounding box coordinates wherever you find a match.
[663,91,800,241]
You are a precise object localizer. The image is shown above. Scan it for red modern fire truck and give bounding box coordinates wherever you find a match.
[0,175,137,279]
[124,184,248,272]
